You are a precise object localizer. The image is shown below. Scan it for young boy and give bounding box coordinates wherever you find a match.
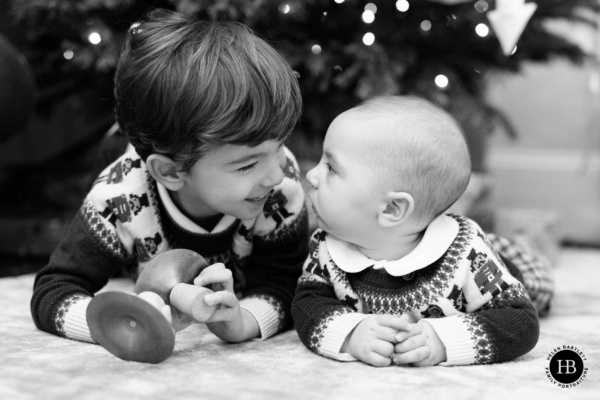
[292,96,551,367]
[31,9,308,344]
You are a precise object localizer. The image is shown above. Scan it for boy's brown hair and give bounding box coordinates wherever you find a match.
[114,9,302,172]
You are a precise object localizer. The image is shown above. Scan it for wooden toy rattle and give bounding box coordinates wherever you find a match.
[87,291,175,364]
[134,249,218,331]
[86,249,218,363]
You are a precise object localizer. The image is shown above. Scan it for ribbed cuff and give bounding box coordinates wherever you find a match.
[424,316,475,366]
[320,313,370,361]
[62,296,95,343]
[239,297,280,340]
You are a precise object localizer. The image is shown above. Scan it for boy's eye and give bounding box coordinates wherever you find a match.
[237,162,258,172]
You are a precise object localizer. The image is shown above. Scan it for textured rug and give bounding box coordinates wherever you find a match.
[1,248,599,400]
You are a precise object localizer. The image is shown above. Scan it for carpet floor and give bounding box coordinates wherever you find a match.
[1,248,598,400]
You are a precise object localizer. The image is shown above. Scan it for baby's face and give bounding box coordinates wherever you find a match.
[305,113,384,246]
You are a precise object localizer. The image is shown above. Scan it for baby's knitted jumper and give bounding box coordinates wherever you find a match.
[292,215,540,366]
[31,146,308,343]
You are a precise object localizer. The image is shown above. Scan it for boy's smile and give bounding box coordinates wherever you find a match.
[174,140,286,222]
[245,190,273,205]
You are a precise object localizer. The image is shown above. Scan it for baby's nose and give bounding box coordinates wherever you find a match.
[306,167,318,189]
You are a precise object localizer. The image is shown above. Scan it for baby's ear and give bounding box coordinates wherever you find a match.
[146,154,185,191]
[378,191,415,228]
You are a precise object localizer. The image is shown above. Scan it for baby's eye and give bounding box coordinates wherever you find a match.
[325,162,335,174]
[237,162,258,172]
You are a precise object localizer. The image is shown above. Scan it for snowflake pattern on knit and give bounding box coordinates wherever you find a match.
[246,294,288,333]
[54,294,88,337]
[487,233,554,316]
[81,201,127,258]
[294,214,542,365]
[259,206,308,245]
[307,309,352,352]
[480,284,530,310]
[350,216,472,316]
[463,313,494,364]
[133,232,164,262]
[328,260,362,312]
[447,284,468,311]
[283,155,301,182]
[458,281,530,364]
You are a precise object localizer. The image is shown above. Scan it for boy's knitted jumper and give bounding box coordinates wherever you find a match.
[31,146,308,343]
[291,215,540,366]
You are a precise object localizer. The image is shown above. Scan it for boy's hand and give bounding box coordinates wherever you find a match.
[341,315,406,367]
[193,263,259,342]
[137,291,173,325]
[193,263,237,321]
[392,318,447,367]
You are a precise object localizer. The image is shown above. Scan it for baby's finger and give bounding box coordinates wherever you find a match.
[395,323,422,342]
[392,346,431,365]
[394,334,426,353]
[399,312,418,323]
[376,314,413,331]
[365,352,393,368]
[375,326,402,343]
[372,340,395,358]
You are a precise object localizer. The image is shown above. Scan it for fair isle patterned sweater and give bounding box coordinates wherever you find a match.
[31,146,308,343]
[291,215,540,366]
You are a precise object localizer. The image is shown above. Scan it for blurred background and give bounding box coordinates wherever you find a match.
[1,0,599,276]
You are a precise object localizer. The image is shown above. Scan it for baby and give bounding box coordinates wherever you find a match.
[292,95,543,367]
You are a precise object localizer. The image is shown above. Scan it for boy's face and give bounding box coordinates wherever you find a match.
[306,113,383,246]
[174,140,286,221]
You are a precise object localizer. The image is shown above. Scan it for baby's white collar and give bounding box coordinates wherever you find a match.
[325,214,459,276]
[156,182,236,234]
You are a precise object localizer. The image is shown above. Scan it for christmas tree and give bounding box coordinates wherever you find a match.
[8,0,600,171]
[1,0,598,258]
[2,0,599,202]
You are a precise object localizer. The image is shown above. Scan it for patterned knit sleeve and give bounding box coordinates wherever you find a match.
[424,224,539,366]
[487,233,554,317]
[291,230,370,361]
[237,148,310,340]
[31,201,132,343]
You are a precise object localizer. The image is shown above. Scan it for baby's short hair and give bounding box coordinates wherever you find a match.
[351,96,471,224]
[114,9,302,172]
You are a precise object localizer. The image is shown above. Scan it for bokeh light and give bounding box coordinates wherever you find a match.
[365,3,377,13]
[435,74,449,88]
[475,23,489,37]
[362,10,375,24]
[396,0,410,12]
[279,4,291,14]
[88,32,101,45]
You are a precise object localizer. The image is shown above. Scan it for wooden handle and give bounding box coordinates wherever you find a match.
[170,284,218,323]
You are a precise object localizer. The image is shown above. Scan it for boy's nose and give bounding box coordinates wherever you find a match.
[263,156,285,187]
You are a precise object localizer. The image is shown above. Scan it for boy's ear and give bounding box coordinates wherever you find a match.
[145,154,185,191]
[378,191,415,228]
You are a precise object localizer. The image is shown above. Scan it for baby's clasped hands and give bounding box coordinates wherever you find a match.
[392,313,447,367]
